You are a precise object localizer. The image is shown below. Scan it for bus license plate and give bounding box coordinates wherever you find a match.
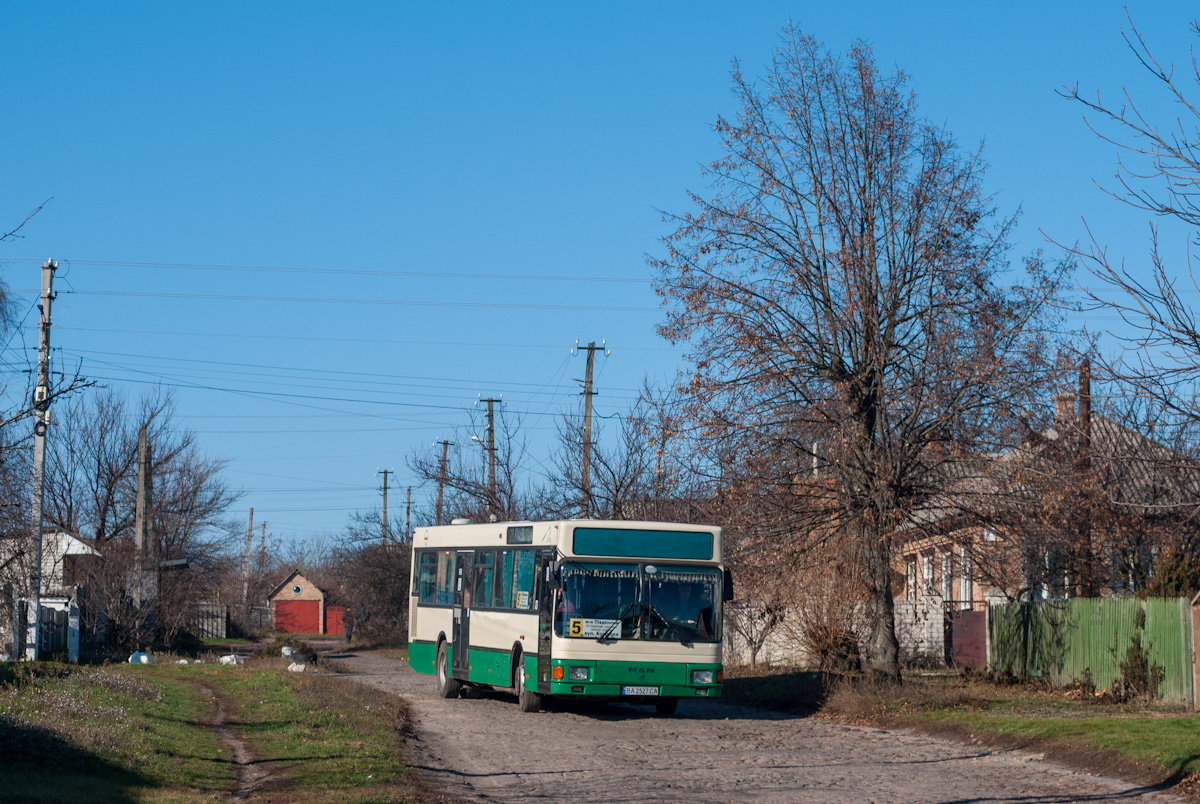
[622,685,658,696]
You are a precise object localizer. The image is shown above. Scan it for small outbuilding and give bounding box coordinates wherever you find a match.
[268,571,331,634]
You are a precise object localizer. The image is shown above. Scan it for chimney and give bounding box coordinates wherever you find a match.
[1053,391,1076,422]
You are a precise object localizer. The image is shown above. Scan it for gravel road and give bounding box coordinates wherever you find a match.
[334,651,1186,803]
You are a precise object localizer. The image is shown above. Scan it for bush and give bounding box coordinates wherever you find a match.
[1110,608,1165,702]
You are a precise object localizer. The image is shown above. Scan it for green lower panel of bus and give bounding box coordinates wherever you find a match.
[466,646,513,685]
[408,640,438,675]
[548,658,722,699]
[409,643,721,700]
[408,640,527,686]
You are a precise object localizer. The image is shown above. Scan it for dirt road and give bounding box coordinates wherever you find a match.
[334,651,1185,803]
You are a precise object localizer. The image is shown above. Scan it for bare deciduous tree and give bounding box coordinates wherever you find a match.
[653,26,1066,679]
[1064,16,1200,423]
[38,388,238,649]
[407,407,539,524]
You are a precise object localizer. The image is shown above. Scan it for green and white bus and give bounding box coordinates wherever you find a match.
[408,518,731,714]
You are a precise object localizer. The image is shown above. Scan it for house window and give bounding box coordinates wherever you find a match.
[905,557,917,601]
[922,554,934,596]
[941,551,953,601]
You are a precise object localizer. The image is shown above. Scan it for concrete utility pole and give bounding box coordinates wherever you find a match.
[477,397,500,520]
[25,259,56,660]
[434,440,453,525]
[242,508,254,612]
[378,469,393,545]
[573,341,607,519]
[133,424,153,606]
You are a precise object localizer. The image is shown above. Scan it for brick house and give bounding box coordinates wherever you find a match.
[892,383,1200,665]
[268,570,328,634]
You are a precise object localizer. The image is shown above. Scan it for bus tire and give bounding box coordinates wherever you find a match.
[516,653,540,713]
[436,642,461,699]
[654,698,678,716]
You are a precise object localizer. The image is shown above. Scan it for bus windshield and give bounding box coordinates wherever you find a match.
[555,562,721,643]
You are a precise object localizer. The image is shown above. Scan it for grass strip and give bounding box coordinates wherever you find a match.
[1,657,444,803]
[0,662,232,803]
[913,704,1200,775]
[190,657,418,800]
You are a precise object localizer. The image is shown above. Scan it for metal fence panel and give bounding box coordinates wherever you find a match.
[190,603,228,639]
[989,597,1193,704]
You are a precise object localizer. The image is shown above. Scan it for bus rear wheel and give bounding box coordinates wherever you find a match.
[516,654,540,713]
[654,698,678,716]
[436,642,461,699]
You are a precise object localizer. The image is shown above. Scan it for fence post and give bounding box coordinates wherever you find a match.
[984,602,992,673]
[1190,591,1199,712]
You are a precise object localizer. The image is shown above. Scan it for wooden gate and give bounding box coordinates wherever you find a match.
[948,607,987,670]
[325,605,346,636]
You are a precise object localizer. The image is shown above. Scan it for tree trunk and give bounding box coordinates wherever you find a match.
[862,528,901,680]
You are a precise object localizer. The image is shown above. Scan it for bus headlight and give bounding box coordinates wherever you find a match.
[692,670,714,685]
[568,667,589,681]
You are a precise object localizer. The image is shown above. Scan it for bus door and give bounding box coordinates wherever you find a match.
[535,549,556,692]
[451,551,474,680]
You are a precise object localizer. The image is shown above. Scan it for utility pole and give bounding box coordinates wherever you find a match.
[133,424,152,607]
[572,341,607,519]
[242,508,254,614]
[405,486,412,543]
[434,440,453,525]
[477,397,501,520]
[25,259,56,660]
[378,469,393,545]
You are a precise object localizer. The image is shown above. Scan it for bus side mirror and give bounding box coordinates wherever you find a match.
[723,568,734,602]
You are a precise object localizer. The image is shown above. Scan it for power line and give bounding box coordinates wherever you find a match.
[51,326,680,352]
[2,256,655,284]
[46,288,662,313]
[61,347,646,393]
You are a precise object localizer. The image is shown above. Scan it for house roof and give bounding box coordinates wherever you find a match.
[267,569,324,601]
[896,394,1200,539]
[45,530,101,558]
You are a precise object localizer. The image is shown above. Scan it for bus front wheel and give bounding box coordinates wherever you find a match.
[654,698,678,716]
[436,642,461,699]
[516,655,540,713]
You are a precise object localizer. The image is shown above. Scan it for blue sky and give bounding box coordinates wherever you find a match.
[1,2,1194,542]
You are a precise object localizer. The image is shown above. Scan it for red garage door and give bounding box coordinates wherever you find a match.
[325,606,346,636]
[275,600,320,633]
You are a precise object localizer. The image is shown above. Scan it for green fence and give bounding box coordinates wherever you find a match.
[989,597,1194,705]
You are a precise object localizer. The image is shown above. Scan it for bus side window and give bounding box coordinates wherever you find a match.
[417,552,438,602]
[474,551,495,608]
[497,550,514,609]
[513,551,535,609]
[435,551,456,605]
